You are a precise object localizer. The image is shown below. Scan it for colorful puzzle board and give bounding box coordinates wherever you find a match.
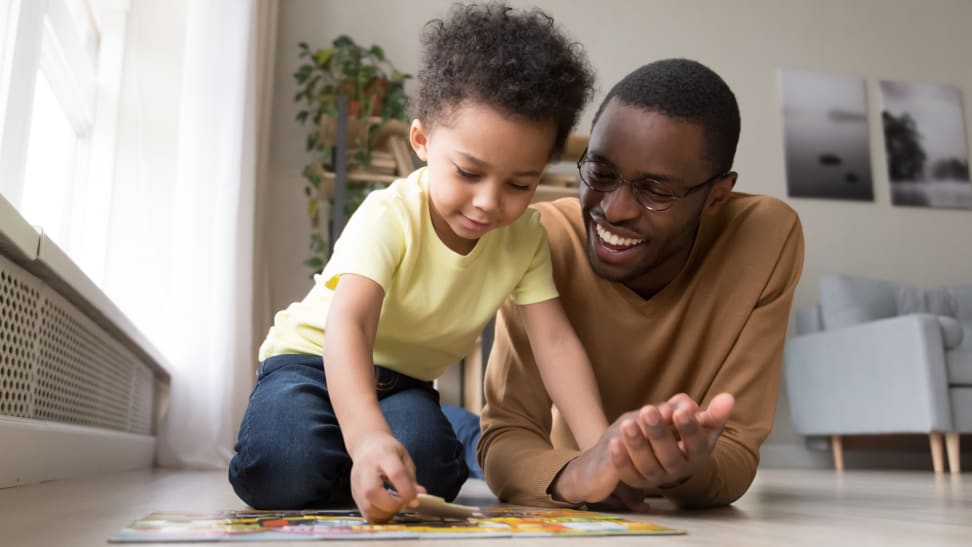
[110,507,684,542]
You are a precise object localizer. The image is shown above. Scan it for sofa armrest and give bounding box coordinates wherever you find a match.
[783,313,953,435]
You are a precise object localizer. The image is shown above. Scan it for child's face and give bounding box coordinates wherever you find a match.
[410,103,556,254]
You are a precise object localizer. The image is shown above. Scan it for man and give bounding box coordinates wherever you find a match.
[477,58,804,509]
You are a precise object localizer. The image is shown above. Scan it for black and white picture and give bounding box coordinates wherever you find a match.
[879,81,971,209]
[779,69,873,201]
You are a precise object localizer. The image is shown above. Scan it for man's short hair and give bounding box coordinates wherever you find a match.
[593,59,740,174]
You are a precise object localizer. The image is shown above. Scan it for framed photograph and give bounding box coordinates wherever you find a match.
[879,81,971,209]
[779,69,874,201]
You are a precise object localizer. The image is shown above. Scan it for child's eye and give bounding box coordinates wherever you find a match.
[508,182,531,191]
[456,166,481,180]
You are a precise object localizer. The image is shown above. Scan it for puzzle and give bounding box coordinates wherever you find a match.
[109,506,684,542]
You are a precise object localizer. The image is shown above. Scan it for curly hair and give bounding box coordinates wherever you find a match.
[593,59,741,174]
[415,3,594,159]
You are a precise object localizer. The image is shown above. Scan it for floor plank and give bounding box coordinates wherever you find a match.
[0,468,968,546]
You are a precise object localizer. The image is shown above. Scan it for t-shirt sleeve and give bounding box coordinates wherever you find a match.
[509,212,559,306]
[320,190,405,292]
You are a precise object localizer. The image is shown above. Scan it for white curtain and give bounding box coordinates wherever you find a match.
[105,0,277,469]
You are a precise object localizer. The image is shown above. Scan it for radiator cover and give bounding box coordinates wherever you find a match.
[0,253,156,435]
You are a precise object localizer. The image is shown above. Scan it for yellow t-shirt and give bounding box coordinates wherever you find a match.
[258,167,558,381]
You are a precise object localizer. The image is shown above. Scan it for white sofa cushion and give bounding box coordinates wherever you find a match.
[938,316,964,349]
[897,285,957,317]
[819,274,898,330]
[949,286,972,321]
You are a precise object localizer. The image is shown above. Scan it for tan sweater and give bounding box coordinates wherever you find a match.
[478,193,804,508]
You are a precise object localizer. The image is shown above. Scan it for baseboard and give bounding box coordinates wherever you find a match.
[0,417,156,488]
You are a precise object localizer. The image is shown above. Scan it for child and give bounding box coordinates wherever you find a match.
[229,3,606,523]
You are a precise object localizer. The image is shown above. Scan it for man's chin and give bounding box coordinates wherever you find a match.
[586,249,642,284]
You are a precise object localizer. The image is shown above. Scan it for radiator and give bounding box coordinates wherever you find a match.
[0,253,157,435]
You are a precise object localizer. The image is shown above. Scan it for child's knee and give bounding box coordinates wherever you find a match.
[229,443,351,509]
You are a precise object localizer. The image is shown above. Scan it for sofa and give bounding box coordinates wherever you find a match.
[783,273,972,473]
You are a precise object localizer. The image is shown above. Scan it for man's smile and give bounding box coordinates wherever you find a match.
[594,223,645,249]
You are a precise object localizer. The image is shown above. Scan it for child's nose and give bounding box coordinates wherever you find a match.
[473,184,500,212]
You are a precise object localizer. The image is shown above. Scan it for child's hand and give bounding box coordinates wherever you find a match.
[349,431,425,523]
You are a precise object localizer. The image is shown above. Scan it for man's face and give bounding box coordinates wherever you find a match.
[580,100,720,295]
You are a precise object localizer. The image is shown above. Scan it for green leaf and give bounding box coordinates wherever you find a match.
[304,256,324,270]
[314,48,334,66]
[296,110,308,123]
[306,131,318,152]
[294,65,313,84]
[369,45,385,60]
[310,234,327,253]
[302,164,322,187]
[333,35,354,47]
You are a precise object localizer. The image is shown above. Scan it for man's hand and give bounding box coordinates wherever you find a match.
[349,431,425,523]
[550,393,734,506]
[588,482,652,512]
[548,423,622,505]
[610,393,734,490]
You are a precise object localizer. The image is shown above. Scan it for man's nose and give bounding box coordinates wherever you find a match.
[601,182,641,222]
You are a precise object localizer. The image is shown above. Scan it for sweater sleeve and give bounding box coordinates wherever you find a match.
[661,212,805,507]
[477,297,582,507]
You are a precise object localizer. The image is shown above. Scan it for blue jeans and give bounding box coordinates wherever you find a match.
[228,354,469,509]
[441,404,482,480]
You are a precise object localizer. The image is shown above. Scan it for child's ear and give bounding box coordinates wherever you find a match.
[409,119,430,162]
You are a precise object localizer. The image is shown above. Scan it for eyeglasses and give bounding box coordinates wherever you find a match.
[576,148,725,212]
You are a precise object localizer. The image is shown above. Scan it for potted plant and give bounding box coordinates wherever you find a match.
[293,35,411,272]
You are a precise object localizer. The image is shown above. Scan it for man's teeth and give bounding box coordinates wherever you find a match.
[596,224,645,247]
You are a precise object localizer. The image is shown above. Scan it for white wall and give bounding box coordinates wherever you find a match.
[267,0,972,464]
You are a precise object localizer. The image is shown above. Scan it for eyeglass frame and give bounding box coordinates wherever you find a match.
[575,147,727,212]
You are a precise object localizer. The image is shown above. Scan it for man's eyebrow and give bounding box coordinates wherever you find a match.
[585,151,678,183]
[456,151,542,177]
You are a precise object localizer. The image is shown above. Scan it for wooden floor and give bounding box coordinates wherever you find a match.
[0,468,968,546]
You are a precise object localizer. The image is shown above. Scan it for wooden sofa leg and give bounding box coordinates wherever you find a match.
[830,435,844,472]
[930,432,945,473]
[945,432,961,474]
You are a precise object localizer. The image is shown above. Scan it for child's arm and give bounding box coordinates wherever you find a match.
[325,273,421,522]
[517,298,609,451]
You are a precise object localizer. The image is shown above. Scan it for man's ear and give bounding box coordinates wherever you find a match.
[704,172,737,211]
[409,119,430,162]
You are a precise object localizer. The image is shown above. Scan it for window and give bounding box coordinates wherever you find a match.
[20,71,84,242]
[0,0,128,282]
